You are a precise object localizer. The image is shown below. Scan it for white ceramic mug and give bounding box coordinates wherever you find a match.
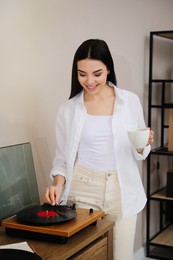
[127,127,150,149]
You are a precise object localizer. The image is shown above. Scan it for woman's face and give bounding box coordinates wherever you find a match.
[77,59,109,96]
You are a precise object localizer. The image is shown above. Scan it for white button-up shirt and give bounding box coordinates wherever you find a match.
[50,82,150,218]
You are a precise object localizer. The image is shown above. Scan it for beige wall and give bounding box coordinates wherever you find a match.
[0,0,173,254]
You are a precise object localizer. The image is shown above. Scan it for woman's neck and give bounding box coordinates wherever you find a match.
[84,84,115,102]
[84,87,116,116]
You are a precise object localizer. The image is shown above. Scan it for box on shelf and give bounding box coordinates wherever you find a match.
[166,168,173,197]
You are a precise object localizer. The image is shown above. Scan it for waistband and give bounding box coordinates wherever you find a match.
[74,161,118,180]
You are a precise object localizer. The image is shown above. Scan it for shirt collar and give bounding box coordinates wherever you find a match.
[107,81,124,104]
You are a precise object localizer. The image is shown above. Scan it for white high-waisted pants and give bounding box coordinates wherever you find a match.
[68,163,137,260]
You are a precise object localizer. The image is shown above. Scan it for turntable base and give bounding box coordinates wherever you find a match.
[2,208,105,243]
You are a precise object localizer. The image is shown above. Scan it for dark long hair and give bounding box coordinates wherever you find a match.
[69,39,117,99]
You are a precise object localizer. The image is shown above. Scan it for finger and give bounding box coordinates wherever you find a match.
[54,187,61,205]
[49,186,57,205]
[43,187,52,204]
[150,130,154,137]
[149,132,154,144]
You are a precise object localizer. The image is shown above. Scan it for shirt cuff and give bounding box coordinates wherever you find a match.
[50,170,66,181]
[133,144,151,160]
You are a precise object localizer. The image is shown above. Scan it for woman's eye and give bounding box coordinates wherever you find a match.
[94,73,102,77]
[79,74,86,77]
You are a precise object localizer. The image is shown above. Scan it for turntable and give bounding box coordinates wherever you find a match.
[2,204,105,244]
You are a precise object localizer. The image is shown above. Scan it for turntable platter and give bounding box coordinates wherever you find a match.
[17,204,76,225]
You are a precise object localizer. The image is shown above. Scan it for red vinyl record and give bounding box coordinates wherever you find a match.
[16,204,76,225]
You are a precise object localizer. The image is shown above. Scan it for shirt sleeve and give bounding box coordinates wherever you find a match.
[131,94,151,160]
[50,107,67,181]
[132,144,151,160]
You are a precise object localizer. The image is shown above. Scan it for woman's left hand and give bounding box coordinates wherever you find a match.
[137,129,154,154]
[148,129,154,145]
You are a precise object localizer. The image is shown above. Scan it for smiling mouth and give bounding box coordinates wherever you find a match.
[86,85,98,91]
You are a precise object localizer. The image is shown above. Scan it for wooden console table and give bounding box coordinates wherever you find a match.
[0,219,114,260]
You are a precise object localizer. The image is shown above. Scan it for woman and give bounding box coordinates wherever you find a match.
[43,39,154,259]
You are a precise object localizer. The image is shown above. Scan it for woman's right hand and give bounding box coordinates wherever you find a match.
[42,175,65,206]
[42,185,63,206]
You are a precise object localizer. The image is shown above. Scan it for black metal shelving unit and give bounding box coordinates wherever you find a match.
[146,30,173,259]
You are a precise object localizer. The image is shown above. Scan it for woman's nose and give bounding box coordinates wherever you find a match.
[86,75,95,85]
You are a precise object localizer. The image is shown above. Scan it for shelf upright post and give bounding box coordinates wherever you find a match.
[148,32,153,128]
[161,82,166,147]
[146,31,154,257]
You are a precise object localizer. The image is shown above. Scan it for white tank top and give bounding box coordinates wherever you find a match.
[78,114,116,171]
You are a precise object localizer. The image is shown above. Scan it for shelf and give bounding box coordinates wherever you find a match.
[151,79,173,83]
[149,247,173,260]
[148,226,173,259]
[151,225,173,247]
[150,188,173,201]
[147,30,173,260]
[151,30,173,40]
[150,146,173,156]
[151,103,173,108]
